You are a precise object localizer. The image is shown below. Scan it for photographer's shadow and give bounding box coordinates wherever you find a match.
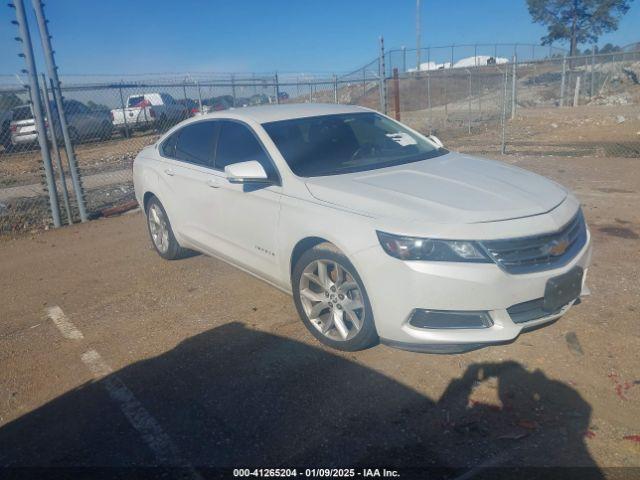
[0,322,601,477]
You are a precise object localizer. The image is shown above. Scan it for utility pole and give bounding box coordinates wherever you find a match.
[416,0,421,70]
[11,0,61,228]
[31,0,87,222]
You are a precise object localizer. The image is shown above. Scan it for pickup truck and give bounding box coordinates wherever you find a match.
[110,93,188,137]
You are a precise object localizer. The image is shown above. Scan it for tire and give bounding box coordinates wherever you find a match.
[145,196,187,260]
[99,121,113,141]
[292,242,378,351]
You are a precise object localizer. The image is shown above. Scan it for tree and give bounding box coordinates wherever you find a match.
[527,0,634,56]
[86,100,110,112]
[600,42,622,53]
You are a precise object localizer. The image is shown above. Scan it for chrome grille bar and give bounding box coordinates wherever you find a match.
[481,210,587,274]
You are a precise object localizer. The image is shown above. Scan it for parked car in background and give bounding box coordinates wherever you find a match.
[51,99,113,143]
[9,100,112,149]
[110,93,188,137]
[249,94,269,106]
[9,105,36,148]
[176,98,200,117]
[134,104,591,353]
[0,109,12,150]
[200,96,233,114]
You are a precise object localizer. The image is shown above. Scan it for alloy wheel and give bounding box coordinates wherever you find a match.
[298,259,365,341]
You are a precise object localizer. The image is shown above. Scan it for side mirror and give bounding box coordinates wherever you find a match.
[224,160,270,184]
[428,135,444,148]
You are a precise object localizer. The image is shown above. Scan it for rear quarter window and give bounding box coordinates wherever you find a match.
[161,131,179,158]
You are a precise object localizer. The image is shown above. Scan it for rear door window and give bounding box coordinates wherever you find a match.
[173,121,217,166]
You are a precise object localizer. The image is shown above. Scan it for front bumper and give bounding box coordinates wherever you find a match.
[352,231,592,353]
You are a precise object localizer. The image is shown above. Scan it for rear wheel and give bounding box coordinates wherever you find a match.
[292,243,378,351]
[145,197,187,260]
[99,121,113,141]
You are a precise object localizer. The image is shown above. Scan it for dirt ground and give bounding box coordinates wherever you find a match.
[0,132,157,188]
[0,149,639,476]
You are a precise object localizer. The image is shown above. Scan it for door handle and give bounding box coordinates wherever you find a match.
[164,169,175,176]
[206,178,220,188]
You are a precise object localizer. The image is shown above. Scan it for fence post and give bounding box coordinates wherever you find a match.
[274,73,280,104]
[333,74,338,103]
[478,66,482,115]
[379,36,387,114]
[510,55,517,119]
[501,65,509,154]
[308,82,312,103]
[196,80,202,113]
[362,69,366,97]
[12,0,61,228]
[41,74,72,225]
[560,56,567,107]
[444,70,448,123]
[590,48,595,100]
[402,46,406,73]
[231,74,237,107]
[32,0,86,222]
[467,70,472,134]
[118,83,130,137]
[426,46,431,129]
[573,75,581,107]
[392,68,400,120]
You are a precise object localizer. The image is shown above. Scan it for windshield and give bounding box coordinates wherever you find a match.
[262,112,446,177]
[12,106,33,121]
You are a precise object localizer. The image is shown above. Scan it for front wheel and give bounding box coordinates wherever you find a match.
[292,243,378,351]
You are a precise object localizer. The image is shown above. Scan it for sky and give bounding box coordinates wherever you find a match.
[1,0,639,77]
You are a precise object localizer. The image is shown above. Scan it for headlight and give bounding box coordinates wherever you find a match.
[376,231,491,262]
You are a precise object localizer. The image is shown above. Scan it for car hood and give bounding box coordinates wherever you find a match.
[304,152,567,224]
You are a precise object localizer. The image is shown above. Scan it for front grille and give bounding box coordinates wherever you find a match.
[480,210,587,274]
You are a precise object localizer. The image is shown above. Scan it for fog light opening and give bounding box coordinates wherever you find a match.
[408,309,493,330]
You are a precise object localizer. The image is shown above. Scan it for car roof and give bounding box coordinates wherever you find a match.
[195,103,372,124]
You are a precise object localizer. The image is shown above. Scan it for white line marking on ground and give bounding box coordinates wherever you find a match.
[46,306,84,340]
[80,349,200,477]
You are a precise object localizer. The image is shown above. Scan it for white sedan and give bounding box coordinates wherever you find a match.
[133,103,591,352]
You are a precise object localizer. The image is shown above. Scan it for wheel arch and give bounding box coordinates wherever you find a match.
[289,236,332,280]
[142,191,157,212]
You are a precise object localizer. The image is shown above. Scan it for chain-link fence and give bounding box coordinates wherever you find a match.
[1,48,639,236]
